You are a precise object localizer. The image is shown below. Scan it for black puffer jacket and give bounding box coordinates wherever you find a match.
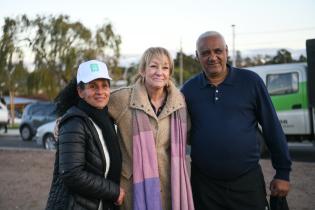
[46,106,120,210]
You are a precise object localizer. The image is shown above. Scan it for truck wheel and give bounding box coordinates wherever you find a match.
[257,131,269,157]
[20,125,32,141]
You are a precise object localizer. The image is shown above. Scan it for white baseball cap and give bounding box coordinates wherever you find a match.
[76,60,112,84]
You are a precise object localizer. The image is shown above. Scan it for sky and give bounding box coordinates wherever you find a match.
[1,0,315,60]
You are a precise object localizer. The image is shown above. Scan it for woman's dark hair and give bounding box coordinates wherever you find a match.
[54,78,85,117]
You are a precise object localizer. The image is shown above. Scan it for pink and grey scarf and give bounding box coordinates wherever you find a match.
[132,108,194,210]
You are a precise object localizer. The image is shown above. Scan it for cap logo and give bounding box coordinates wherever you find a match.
[90,64,99,72]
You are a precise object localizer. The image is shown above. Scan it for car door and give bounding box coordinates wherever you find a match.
[266,68,309,135]
[31,105,48,129]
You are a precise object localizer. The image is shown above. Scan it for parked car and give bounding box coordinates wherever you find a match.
[35,120,57,150]
[11,110,22,125]
[0,100,9,132]
[19,102,56,141]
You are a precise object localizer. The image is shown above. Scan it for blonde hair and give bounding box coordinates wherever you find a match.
[134,47,174,82]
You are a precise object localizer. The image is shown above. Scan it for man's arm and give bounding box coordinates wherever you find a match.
[255,75,292,196]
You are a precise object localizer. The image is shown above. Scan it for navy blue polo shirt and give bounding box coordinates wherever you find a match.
[181,66,291,181]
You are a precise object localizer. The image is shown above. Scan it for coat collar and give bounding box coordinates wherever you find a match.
[129,79,185,120]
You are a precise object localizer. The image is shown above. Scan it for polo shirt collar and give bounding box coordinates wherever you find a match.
[223,65,236,85]
[199,64,236,88]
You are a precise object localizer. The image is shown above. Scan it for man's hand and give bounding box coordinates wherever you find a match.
[270,179,290,197]
[115,187,126,206]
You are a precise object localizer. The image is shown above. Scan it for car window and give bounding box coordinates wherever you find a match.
[33,108,46,116]
[266,72,298,96]
[45,104,56,116]
[23,103,56,116]
[31,104,55,116]
[49,109,57,116]
[28,106,37,115]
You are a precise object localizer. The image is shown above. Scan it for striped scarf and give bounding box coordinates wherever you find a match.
[132,108,194,210]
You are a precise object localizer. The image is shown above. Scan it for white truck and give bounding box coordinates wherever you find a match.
[247,39,315,152]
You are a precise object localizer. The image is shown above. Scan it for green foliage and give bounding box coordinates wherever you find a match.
[125,64,139,85]
[0,14,122,100]
[0,16,29,95]
[298,54,307,62]
[235,49,305,68]
[272,49,293,64]
[29,14,93,98]
[95,23,121,67]
[173,52,201,84]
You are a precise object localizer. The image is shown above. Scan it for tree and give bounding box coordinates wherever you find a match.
[29,15,91,99]
[82,23,122,79]
[174,52,200,84]
[29,15,121,99]
[0,16,29,124]
[298,54,307,62]
[263,54,273,64]
[252,54,265,66]
[272,49,293,64]
[95,23,121,74]
[242,57,254,67]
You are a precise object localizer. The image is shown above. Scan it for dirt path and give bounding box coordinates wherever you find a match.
[0,149,314,210]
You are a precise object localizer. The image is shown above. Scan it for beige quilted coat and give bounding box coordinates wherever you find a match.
[108,79,187,210]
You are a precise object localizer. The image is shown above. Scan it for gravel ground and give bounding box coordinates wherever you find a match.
[0,149,314,210]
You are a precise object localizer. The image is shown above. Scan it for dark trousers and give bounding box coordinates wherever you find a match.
[191,164,269,210]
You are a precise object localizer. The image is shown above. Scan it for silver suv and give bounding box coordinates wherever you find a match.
[19,102,56,141]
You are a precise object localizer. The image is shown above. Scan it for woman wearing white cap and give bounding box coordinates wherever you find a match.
[46,60,125,210]
[108,47,194,210]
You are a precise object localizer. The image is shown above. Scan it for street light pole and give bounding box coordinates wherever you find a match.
[232,24,236,67]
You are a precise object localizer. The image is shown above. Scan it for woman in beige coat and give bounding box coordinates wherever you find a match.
[108,47,194,210]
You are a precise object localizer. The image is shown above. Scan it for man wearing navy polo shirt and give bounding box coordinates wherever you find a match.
[181,31,292,210]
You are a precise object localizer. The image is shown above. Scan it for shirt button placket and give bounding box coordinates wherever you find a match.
[214,88,219,103]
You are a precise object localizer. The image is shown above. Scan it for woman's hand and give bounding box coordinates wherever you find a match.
[114,187,125,206]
